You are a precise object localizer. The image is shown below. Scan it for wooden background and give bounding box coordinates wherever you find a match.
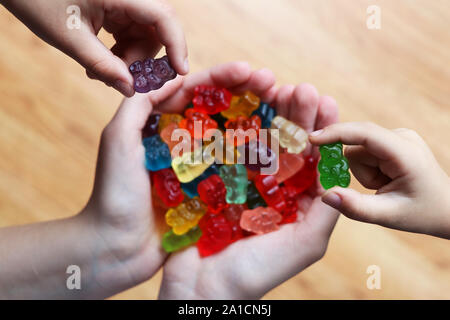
[0,0,449,299]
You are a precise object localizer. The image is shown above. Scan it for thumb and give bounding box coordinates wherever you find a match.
[70,32,134,97]
[321,187,399,226]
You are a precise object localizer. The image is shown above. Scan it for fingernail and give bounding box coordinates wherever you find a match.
[310,129,323,137]
[322,191,342,209]
[183,58,190,74]
[113,80,134,97]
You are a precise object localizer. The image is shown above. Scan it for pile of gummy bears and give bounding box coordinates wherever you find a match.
[132,56,351,257]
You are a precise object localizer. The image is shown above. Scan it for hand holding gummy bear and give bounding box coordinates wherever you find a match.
[310,122,450,239]
[1,0,188,96]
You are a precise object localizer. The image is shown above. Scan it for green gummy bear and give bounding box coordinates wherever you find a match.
[219,164,248,204]
[162,226,202,253]
[318,143,351,190]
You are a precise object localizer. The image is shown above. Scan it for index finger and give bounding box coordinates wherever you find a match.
[309,122,405,161]
[125,0,189,75]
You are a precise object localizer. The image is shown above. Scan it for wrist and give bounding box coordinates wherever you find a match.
[79,205,167,291]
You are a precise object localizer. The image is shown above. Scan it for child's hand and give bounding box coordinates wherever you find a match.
[310,122,450,239]
[157,74,340,299]
[1,0,188,96]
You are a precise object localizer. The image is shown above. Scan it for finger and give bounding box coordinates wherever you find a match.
[108,94,154,143]
[315,96,339,130]
[111,37,162,66]
[321,187,402,226]
[69,31,134,97]
[345,146,391,189]
[274,85,295,119]
[300,196,339,241]
[156,61,252,113]
[311,95,339,159]
[230,68,276,99]
[393,128,429,148]
[309,122,407,162]
[288,83,320,133]
[124,0,189,74]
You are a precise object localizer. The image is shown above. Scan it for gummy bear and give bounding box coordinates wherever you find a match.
[274,153,305,183]
[181,164,221,198]
[197,214,233,257]
[252,102,276,129]
[151,185,168,215]
[161,123,201,157]
[221,91,260,120]
[143,135,172,171]
[142,114,161,138]
[284,156,318,194]
[197,174,227,213]
[253,175,286,212]
[158,113,183,133]
[219,164,248,204]
[280,185,299,224]
[165,197,207,235]
[271,116,308,154]
[152,168,184,208]
[240,140,277,172]
[129,56,176,93]
[318,143,351,189]
[225,115,261,146]
[162,226,202,253]
[240,207,282,235]
[222,204,247,241]
[179,108,218,140]
[246,180,267,209]
[193,85,232,115]
[171,148,211,183]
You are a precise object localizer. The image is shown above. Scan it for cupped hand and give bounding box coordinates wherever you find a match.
[157,70,341,299]
[2,0,188,96]
[83,62,294,292]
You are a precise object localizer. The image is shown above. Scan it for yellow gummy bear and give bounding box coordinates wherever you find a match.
[271,116,308,154]
[165,197,207,235]
[158,113,183,133]
[171,148,212,183]
[221,91,260,120]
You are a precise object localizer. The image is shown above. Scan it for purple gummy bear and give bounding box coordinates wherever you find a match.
[129,56,177,93]
[239,140,277,172]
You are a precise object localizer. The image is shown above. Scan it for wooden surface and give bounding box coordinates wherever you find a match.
[0,0,449,299]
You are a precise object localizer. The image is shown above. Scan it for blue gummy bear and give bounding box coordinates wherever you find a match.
[181,164,221,198]
[143,135,172,171]
[252,102,276,128]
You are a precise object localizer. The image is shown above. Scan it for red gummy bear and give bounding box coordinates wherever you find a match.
[179,108,218,140]
[253,175,286,213]
[197,213,233,257]
[193,85,232,115]
[222,204,247,241]
[240,207,282,235]
[197,174,227,213]
[152,168,184,207]
[225,115,262,146]
[280,185,299,224]
[284,156,318,194]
